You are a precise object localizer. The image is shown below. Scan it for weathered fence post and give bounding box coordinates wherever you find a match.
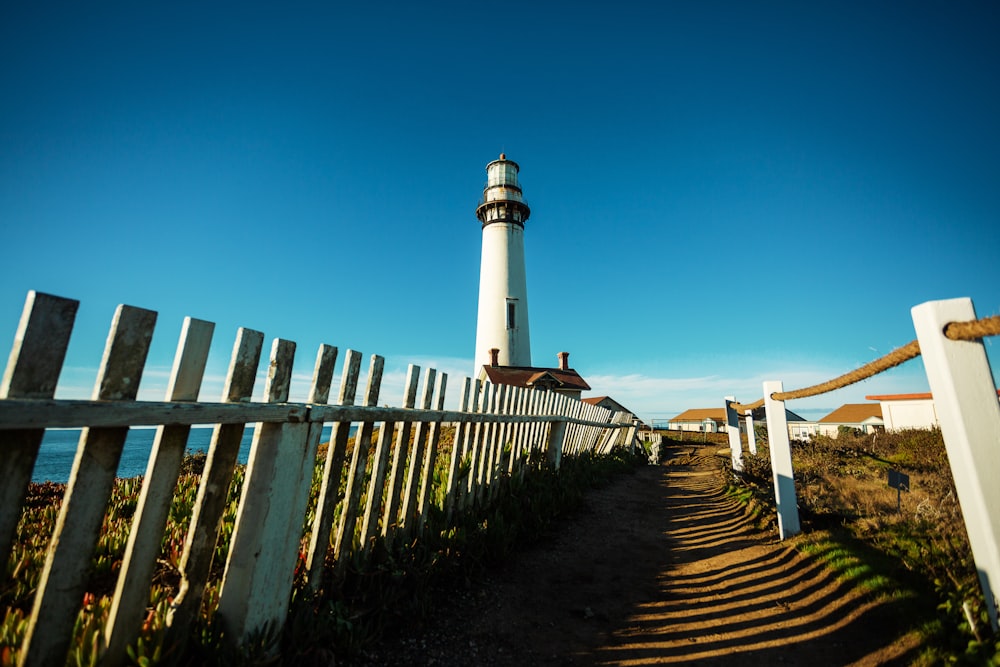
[724,396,743,473]
[21,304,157,667]
[216,338,315,644]
[763,381,800,539]
[0,291,78,569]
[104,317,215,666]
[333,355,384,573]
[306,348,362,591]
[167,327,264,647]
[912,297,1000,630]
[417,372,447,533]
[444,377,473,522]
[745,409,757,455]
[399,368,436,538]
[381,365,421,543]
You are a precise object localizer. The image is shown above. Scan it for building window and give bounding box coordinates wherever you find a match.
[506,300,516,329]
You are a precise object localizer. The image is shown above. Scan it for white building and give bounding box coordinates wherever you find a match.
[474,154,532,371]
[866,390,1000,431]
[865,393,938,430]
[817,403,884,437]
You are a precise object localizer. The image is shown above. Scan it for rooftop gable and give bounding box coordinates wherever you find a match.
[480,364,591,391]
[818,403,883,424]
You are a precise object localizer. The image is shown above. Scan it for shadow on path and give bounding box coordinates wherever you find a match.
[588,445,921,666]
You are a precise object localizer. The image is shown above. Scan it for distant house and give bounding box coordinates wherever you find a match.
[668,407,811,439]
[479,350,591,401]
[668,408,727,433]
[582,396,637,421]
[817,403,884,437]
[866,389,1000,431]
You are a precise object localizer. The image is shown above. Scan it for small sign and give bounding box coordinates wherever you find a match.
[888,469,910,492]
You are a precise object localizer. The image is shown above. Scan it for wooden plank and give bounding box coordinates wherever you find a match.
[104,317,214,667]
[281,344,336,593]
[0,398,304,427]
[359,415,396,553]
[306,349,362,591]
[745,409,758,455]
[0,291,78,568]
[333,355,384,574]
[21,304,157,667]
[417,372,447,533]
[217,343,336,641]
[913,297,1000,630]
[471,382,493,507]
[290,344,339,556]
[725,396,743,472]
[381,365,421,543]
[459,379,483,512]
[217,338,316,643]
[0,397,617,429]
[399,368,436,539]
[763,380,800,540]
[444,376,472,523]
[165,327,264,647]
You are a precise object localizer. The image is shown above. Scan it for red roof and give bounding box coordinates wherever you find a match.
[866,389,1000,401]
[481,365,591,391]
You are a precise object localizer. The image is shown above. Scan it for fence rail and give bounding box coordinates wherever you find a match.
[0,291,640,666]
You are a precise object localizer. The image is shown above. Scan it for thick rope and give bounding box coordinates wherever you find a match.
[945,314,1000,341]
[727,313,999,413]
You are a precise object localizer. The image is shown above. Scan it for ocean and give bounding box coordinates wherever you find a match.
[31,424,337,484]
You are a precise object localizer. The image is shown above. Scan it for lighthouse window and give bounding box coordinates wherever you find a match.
[506,300,516,329]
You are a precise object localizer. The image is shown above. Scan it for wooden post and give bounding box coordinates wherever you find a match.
[444,377,472,522]
[725,396,743,473]
[399,368,435,538]
[333,355,384,572]
[546,418,567,470]
[284,344,337,576]
[21,305,157,667]
[359,412,396,554]
[763,381,800,540]
[305,348,361,590]
[217,338,317,644]
[912,297,1000,630]
[417,372,447,533]
[467,382,489,507]
[104,317,215,666]
[0,291,78,568]
[381,365,421,542]
[745,409,757,455]
[166,327,264,647]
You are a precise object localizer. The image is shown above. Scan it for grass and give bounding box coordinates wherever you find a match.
[734,428,1000,665]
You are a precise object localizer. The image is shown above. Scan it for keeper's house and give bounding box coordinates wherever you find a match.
[817,403,884,438]
[668,407,809,437]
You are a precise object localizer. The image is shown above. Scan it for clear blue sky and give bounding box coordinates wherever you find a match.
[2,1,998,423]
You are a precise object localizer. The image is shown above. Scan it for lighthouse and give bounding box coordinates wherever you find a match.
[474,154,532,371]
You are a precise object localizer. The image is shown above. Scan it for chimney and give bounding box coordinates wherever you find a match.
[557,351,569,370]
[489,348,500,367]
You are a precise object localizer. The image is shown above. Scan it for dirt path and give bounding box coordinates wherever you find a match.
[355,442,922,665]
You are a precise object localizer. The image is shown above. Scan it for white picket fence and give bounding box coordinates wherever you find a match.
[0,291,639,666]
[723,297,1000,631]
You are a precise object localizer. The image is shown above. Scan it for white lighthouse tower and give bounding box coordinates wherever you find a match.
[474,154,532,371]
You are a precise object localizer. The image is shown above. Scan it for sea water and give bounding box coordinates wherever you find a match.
[32,424,336,484]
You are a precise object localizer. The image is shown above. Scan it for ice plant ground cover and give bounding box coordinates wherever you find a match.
[0,428,647,666]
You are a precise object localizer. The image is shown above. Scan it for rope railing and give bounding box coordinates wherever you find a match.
[728,314,1000,413]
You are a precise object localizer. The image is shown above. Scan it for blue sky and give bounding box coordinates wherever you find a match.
[2,1,998,423]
